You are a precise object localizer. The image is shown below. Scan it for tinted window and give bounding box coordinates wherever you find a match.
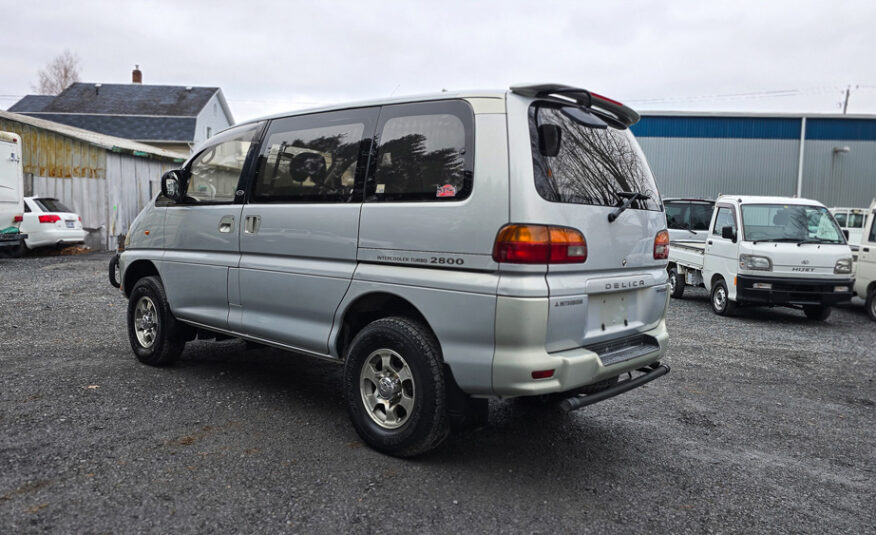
[252,109,375,203]
[870,213,876,242]
[529,103,660,210]
[185,124,260,203]
[713,207,736,236]
[665,202,687,229]
[35,198,71,213]
[24,202,31,213]
[369,101,473,202]
[689,203,714,230]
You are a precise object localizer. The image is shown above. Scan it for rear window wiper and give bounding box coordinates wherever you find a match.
[608,191,650,223]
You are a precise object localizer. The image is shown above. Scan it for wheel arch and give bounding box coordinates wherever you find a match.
[334,292,437,362]
[123,259,160,298]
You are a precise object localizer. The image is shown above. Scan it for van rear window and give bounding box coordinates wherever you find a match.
[529,104,660,211]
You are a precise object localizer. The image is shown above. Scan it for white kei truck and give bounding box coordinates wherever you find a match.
[853,200,876,321]
[0,131,27,257]
[667,195,855,320]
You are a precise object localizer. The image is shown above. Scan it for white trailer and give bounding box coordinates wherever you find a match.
[0,131,27,257]
[667,195,855,320]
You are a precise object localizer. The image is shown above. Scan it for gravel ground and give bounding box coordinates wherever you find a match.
[1,252,874,534]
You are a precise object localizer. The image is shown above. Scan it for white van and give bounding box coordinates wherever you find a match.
[668,195,854,319]
[116,84,672,456]
[0,131,27,257]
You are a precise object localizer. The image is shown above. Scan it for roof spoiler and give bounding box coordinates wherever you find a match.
[510,83,640,127]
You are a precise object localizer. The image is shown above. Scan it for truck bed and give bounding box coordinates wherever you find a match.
[669,240,705,270]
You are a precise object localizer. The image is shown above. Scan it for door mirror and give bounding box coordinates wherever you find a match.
[538,124,562,157]
[842,229,849,240]
[161,170,184,202]
[721,225,737,242]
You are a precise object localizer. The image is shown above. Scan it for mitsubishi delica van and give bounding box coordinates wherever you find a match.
[116,84,671,456]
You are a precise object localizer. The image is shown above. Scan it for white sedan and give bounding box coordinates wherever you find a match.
[20,197,87,250]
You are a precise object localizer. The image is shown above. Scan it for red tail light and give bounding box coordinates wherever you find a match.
[38,214,61,224]
[78,216,82,222]
[13,215,23,223]
[493,224,587,264]
[654,230,670,259]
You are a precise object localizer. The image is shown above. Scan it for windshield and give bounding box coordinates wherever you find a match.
[529,104,660,210]
[35,198,72,213]
[741,204,845,244]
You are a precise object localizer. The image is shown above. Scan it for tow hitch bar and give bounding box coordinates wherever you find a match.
[559,363,670,412]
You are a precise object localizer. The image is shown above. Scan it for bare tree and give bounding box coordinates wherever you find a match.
[33,50,81,95]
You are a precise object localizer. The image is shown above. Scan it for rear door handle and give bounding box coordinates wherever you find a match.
[218,215,235,233]
[707,240,713,245]
[244,215,261,234]
[864,247,870,252]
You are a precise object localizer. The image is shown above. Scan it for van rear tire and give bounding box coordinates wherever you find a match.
[343,317,449,457]
[867,290,876,322]
[710,279,736,316]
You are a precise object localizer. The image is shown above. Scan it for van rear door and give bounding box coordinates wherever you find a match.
[506,94,669,352]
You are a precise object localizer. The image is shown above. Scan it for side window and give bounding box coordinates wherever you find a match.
[23,202,30,213]
[869,213,876,243]
[664,202,688,229]
[834,212,847,227]
[712,207,736,236]
[251,109,375,203]
[186,123,261,203]
[848,212,864,229]
[689,203,714,231]
[369,100,474,202]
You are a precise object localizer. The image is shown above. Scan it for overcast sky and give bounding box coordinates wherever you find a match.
[3,0,876,122]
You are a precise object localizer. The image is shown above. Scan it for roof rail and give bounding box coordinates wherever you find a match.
[510,83,640,127]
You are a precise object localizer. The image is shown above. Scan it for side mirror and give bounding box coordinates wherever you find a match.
[721,225,737,242]
[538,124,562,157]
[161,170,183,203]
[842,229,849,240]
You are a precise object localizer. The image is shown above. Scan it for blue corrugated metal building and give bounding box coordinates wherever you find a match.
[632,112,876,207]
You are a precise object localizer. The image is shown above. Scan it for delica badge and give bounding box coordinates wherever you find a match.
[436,184,457,198]
[376,184,386,194]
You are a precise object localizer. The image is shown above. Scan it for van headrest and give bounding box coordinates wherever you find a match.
[289,152,327,183]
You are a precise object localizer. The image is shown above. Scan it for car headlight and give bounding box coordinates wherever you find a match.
[834,258,852,274]
[739,254,772,271]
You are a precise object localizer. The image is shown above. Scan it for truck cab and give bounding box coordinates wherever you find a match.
[703,195,854,319]
[853,200,876,320]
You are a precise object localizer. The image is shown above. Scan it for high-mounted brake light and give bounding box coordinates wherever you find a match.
[591,92,624,107]
[654,230,670,260]
[38,214,61,224]
[493,224,587,264]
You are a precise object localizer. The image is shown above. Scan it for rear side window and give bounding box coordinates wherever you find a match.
[834,212,847,227]
[529,103,661,211]
[252,108,377,203]
[35,198,71,213]
[848,212,864,228]
[368,100,474,202]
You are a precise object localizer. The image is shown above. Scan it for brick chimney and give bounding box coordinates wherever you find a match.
[132,65,142,84]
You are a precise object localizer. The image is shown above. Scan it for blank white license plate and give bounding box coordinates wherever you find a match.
[66,220,75,228]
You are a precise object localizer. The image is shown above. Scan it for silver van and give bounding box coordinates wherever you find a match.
[117,84,671,456]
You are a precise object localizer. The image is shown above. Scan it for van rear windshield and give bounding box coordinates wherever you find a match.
[529,103,660,210]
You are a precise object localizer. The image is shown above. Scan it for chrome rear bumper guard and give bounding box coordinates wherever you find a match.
[559,362,670,412]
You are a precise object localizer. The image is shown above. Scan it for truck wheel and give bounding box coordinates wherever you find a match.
[343,317,450,457]
[803,305,831,321]
[127,276,187,366]
[867,290,876,322]
[108,254,121,288]
[710,279,736,316]
[668,268,685,298]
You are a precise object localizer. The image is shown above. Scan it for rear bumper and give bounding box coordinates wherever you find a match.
[0,233,27,247]
[736,275,855,306]
[491,296,669,397]
[25,229,86,248]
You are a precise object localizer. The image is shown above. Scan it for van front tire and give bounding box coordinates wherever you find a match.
[127,276,187,366]
[343,317,449,457]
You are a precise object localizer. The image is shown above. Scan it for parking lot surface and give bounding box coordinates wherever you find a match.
[1,253,874,534]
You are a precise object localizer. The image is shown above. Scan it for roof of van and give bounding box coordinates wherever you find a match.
[236,89,509,126]
[717,195,826,207]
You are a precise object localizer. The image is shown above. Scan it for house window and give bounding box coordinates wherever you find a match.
[206,127,213,139]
